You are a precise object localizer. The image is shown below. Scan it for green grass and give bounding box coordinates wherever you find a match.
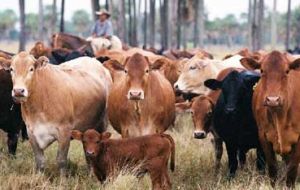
[0,113,297,190]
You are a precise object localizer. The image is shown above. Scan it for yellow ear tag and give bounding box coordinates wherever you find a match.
[253,82,258,90]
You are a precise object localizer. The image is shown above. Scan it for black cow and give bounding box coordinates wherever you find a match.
[50,49,94,65]
[204,70,265,178]
[0,66,26,155]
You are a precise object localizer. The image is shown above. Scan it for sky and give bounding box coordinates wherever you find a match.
[0,0,299,21]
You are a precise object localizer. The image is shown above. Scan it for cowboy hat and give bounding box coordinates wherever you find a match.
[96,9,111,17]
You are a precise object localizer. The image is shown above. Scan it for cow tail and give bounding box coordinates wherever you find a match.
[162,134,175,172]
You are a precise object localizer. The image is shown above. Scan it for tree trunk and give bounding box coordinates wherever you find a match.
[199,0,204,47]
[38,0,44,41]
[193,0,199,48]
[271,0,277,49]
[143,0,148,48]
[149,0,156,48]
[176,0,182,49]
[285,0,291,50]
[128,0,132,45]
[160,0,165,49]
[91,0,100,21]
[51,0,57,35]
[105,0,109,10]
[248,0,252,48]
[19,0,26,52]
[121,0,127,43]
[164,0,169,49]
[60,0,65,32]
[132,0,138,46]
[257,0,264,50]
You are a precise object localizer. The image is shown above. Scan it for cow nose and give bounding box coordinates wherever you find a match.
[194,131,207,139]
[264,96,281,107]
[86,150,95,156]
[174,84,179,90]
[128,90,144,100]
[225,106,236,113]
[13,88,25,97]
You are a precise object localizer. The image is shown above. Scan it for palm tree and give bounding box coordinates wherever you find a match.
[176,0,182,49]
[91,0,100,21]
[143,0,148,48]
[19,0,26,52]
[50,0,57,35]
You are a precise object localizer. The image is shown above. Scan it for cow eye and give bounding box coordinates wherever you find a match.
[124,69,128,74]
[286,70,289,74]
[189,66,196,70]
[9,68,14,73]
[96,141,100,144]
[29,67,34,72]
[260,69,264,74]
[145,69,149,74]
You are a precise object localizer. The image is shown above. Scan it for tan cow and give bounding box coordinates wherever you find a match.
[104,53,175,137]
[174,54,244,95]
[0,52,112,174]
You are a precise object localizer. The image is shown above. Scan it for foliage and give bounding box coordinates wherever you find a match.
[71,9,92,36]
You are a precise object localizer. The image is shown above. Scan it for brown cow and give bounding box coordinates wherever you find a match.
[0,52,112,174]
[30,41,52,59]
[104,53,175,137]
[72,129,175,190]
[241,51,300,188]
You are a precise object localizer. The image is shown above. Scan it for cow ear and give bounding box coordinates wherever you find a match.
[240,58,260,70]
[0,57,11,71]
[35,56,49,69]
[175,101,192,114]
[151,58,167,70]
[101,132,111,140]
[204,79,222,90]
[103,59,124,72]
[96,56,110,63]
[289,58,300,71]
[144,56,150,64]
[71,130,83,141]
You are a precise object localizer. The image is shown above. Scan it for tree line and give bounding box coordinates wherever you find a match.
[2,0,299,52]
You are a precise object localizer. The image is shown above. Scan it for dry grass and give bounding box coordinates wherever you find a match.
[0,113,298,190]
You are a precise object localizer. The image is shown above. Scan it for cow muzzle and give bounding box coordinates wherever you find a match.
[86,150,96,157]
[264,96,281,107]
[128,90,144,100]
[224,106,236,114]
[12,88,28,103]
[194,131,207,139]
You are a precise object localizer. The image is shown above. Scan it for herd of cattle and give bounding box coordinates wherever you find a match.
[1,32,300,189]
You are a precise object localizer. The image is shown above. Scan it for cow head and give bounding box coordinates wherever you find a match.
[174,54,213,95]
[175,96,214,139]
[72,129,111,158]
[191,96,214,139]
[0,52,49,103]
[104,53,155,100]
[205,70,260,114]
[241,51,300,108]
[30,41,49,59]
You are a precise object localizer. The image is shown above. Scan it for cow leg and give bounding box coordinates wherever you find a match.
[238,149,246,169]
[56,130,71,176]
[28,133,45,172]
[21,123,29,141]
[259,134,277,187]
[213,137,223,173]
[286,141,300,188]
[7,132,19,155]
[225,143,238,179]
[256,146,266,174]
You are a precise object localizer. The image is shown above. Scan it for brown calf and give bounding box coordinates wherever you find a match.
[72,129,175,190]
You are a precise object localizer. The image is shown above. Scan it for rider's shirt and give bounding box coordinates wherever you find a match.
[91,20,113,37]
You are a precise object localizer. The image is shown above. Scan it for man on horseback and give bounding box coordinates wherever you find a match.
[92,9,113,39]
[88,9,122,51]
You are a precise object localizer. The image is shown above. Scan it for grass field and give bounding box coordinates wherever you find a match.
[0,113,297,190]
